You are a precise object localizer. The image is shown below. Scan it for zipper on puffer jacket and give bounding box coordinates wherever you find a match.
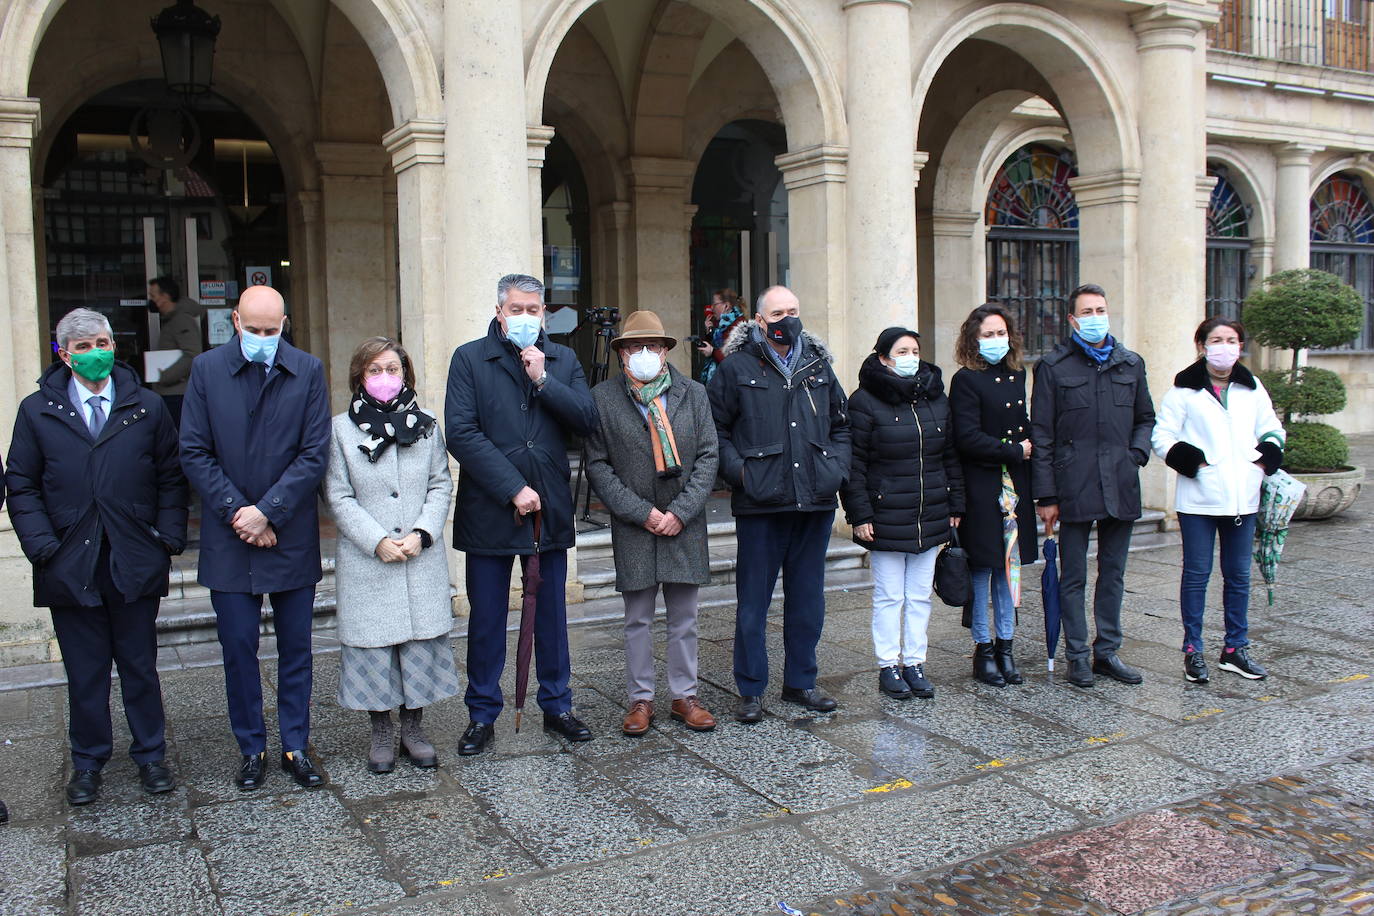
[912,402,925,550]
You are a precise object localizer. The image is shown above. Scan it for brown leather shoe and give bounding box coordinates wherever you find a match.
[622,699,654,736]
[670,696,716,732]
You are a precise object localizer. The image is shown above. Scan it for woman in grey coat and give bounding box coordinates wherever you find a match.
[323,337,457,773]
[585,310,719,736]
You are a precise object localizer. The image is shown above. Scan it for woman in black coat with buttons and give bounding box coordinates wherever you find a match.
[842,327,964,701]
[948,304,1039,687]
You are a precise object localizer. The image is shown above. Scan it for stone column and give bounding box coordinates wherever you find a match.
[1132,3,1216,512]
[776,144,848,376]
[383,119,447,410]
[843,0,917,369]
[626,156,695,365]
[528,125,556,272]
[926,209,981,361]
[314,141,390,411]
[1274,143,1320,272]
[445,0,533,347]
[594,201,632,313]
[0,97,45,663]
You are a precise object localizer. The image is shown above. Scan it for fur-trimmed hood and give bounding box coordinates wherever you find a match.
[1173,358,1257,391]
[720,320,836,363]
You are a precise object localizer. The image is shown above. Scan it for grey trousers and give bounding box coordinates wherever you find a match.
[1058,517,1134,661]
[623,583,700,701]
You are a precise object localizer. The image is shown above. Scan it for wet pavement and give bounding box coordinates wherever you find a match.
[1,438,1372,915]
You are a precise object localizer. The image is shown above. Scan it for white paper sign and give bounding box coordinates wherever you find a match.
[143,349,182,383]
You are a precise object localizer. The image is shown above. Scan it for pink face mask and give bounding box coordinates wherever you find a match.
[364,373,404,403]
[1205,342,1240,372]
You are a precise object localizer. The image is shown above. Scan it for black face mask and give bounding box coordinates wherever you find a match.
[764,315,802,348]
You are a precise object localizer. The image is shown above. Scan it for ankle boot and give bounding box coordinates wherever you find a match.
[973,642,1005,687]
[367,710,396,773]
[398,707,438,768]
[994,637,1023,685]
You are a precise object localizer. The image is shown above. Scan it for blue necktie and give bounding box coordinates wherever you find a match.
[87,395,106,437]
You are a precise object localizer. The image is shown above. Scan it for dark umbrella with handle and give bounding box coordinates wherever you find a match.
[1041,536,1062,672]
[513,510,543,733]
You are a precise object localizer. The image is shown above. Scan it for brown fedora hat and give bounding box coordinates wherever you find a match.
[610,309,676,350]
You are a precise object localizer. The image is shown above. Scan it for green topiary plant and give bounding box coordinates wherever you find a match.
[1242,268,1365,472]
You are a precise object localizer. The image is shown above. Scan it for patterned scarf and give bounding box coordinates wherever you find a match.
[625,367,682,478]
[348,385,435,462]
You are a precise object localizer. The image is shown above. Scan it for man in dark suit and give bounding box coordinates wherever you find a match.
[7,307,188,806]
[180,285,331,789]
[445,273,599,755]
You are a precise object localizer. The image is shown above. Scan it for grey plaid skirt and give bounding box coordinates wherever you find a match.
[337,635,461,711]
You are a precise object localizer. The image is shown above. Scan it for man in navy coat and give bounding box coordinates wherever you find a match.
[180,286,331,790]
[445,274,599,755]
[7,307,188,806]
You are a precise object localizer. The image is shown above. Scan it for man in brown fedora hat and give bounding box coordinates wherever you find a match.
[585,310,719,735]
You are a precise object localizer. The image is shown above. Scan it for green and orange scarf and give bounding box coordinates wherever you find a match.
[625,367,683,478]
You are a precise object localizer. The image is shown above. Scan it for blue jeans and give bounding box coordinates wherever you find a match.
[1178,512,1256,654]
[969,566,1015,643]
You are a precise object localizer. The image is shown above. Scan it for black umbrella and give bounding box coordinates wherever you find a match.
[1041,536,1062,672]
[513,511,543,732]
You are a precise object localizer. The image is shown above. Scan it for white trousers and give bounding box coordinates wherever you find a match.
[870,548,938,667]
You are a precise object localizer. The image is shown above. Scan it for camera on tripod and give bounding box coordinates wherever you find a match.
[585,305,620,328]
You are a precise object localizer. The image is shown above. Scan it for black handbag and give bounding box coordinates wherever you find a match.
[933,528,972,607]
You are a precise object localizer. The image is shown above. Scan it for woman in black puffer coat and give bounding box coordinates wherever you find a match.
[842,327,965,701]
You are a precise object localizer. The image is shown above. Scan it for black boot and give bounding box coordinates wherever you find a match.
[994,638,1023,685]
[973,642,1005,687]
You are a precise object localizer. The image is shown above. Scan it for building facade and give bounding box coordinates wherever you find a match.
[0,0,1371,662]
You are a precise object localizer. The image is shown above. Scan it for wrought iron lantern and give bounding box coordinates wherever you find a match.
[150,0,222,97]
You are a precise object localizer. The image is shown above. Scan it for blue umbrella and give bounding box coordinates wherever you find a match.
[1041,537,1062,671]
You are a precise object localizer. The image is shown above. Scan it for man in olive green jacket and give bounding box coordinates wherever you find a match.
[148,276,203,424]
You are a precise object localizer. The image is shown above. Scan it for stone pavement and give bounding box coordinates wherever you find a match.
[1,440,1372,916]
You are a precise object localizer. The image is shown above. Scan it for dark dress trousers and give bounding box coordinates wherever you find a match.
[179,337,330,754]
[1030,337,1156,661]
[6,361,188,770]
[445,319,598,723]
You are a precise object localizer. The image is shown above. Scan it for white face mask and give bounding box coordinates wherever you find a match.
[891,354,920,377]
[626,348,663,382]
[504,313,541,349]
[1205,342,1241,372]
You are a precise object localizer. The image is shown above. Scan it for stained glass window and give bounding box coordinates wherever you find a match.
[1206,166,1251,239]
[1311,173,1374,243]
[985,144,1079,230]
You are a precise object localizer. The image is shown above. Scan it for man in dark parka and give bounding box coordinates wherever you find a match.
[7,308,188,806]
[445,274,599,755]
[709,285,851,722]
[1031,283,1156,688]
[180,286,331,790]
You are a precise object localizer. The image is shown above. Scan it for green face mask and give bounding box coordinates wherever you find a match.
[68,347,115,383]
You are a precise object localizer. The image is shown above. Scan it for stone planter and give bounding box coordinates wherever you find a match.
[1291,466,1365,520]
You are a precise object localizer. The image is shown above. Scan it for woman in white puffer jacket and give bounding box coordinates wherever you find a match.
[1152,316,1285,686]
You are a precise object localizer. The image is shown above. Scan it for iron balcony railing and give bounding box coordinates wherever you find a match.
[1210,0,1374,73]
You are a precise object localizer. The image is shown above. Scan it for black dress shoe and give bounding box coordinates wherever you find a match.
[235,753,267,791]
[66,769,102,806]
[457,721,495,756]
[543,711,593,742]
[1093,654,1144,685]
[780,686,838,712]
[138,761,176,794]
[735,695,764,723]
[280,750,325,789]
[1067,658,1094,688]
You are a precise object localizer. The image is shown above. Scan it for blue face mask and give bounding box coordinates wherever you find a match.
[504,313,542,350]
[1074,314,1110,343]
[978,337,1010,365]
[892,354,920,377]
[240,324,282,363]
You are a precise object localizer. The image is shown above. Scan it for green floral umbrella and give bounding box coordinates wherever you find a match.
[999,465,1021,607]
[1255,469,1307,606]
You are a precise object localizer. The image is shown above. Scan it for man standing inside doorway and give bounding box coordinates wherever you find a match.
[1031,283,1156,689]
[180,286,331,790]
[709,285,851,723]
[147,276,202,426]
[445,273,600,755]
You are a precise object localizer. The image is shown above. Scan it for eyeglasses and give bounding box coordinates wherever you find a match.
[622,343,665,354]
